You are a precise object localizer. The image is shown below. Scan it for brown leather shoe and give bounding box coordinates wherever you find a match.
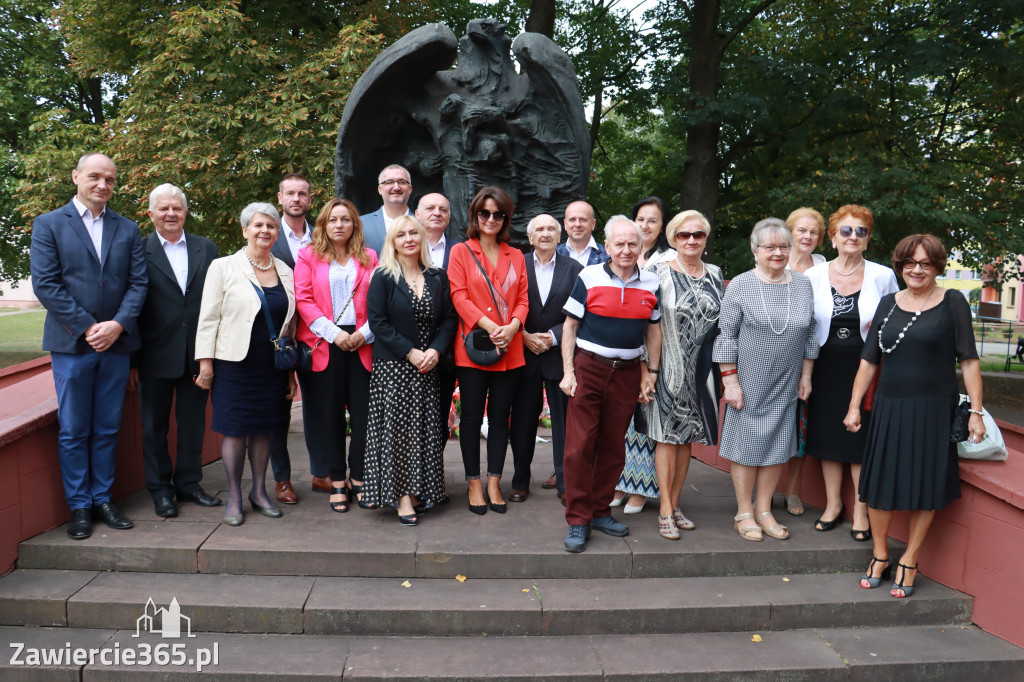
[509,488,529,503]
[275,481,298,504]
[311,476,332,494]
[557,491,566,507]
[541,473,557,489]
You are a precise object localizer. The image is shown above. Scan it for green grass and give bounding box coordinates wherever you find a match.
[0,310,47,369]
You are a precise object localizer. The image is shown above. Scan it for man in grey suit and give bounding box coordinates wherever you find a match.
[509,214,583,504]
[360,164,414,255]
[133,184,221,518]
[268,172,319,503]
[30,152,148,539]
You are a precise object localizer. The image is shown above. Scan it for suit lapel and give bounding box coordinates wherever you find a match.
[99,211,117,266]
[185,234,204,290]
[146,233,180,291]
[544,257,572,313]
[64,203,100,261]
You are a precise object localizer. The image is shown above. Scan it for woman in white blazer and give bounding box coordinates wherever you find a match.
[195,202,296,526]
[803,204,898,541]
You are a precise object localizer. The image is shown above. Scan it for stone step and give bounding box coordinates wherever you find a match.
[2,625,1022,681]
[15,488,892,580]
[0,569,971,637]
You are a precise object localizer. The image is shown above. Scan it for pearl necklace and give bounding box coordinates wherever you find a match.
[245,249,274,271]
[676,256,720,324]
[877,288,937,354]
[833,257,864,276]
[755,268,791,335]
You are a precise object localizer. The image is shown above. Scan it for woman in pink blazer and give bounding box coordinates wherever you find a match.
[294,198,378,513]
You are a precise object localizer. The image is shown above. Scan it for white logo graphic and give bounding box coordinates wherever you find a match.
[134,597,195,638]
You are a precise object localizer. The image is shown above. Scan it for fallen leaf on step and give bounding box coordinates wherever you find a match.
[401,580,411,587]
[782,577,790,582]
[522,588,530,592]
[751,634,763,643]
[455,574,467,582]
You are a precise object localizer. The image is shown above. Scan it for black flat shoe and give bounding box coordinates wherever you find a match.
[93,502,133,529]
[814,503,844,532]
[248,495,283,518]
[180,489,222,507]
[67,508,92,540]
[329,484,350,513]
[153,495,178,518]
[398,513,418,526]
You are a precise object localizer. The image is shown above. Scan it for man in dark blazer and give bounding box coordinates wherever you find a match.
[415,192,458,446]
[30,152,148,539]
[556,200,608,267]
[360,164,414,255]
[133,184,220,518]
[508,214,583,503]
[268,173,320,503]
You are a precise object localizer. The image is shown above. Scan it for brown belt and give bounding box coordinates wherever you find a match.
[579,348,642,369]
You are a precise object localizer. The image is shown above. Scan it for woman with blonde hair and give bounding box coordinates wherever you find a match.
[363,216,457,525]
[294,198,377,513]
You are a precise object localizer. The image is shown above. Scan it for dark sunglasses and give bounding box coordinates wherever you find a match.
[839,225,870,238]
[674,230,707,242]
[477,209,507,223]
[901,259,935,271]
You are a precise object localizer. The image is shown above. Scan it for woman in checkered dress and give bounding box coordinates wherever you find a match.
[712,218,818,542]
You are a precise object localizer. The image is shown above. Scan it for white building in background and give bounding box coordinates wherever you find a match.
[0,278,38,307]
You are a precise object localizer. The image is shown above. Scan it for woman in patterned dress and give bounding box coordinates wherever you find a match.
[294,198,378,513]
[804,205,898,540]
[641,211,724,539]
[712,218,818,542]
[783,207,827,517]
[613,196,674,512]
[363,216,457,525]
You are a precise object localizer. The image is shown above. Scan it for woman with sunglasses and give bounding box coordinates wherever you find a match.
[845,234,983,598]
[804,205,898,540]
[781,207,827,517]
[448,186,529,514]
[637,211,724,539]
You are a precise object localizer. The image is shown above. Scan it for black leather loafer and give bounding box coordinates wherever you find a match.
[93,502,134,530]
[153,496,178,518]
[180,489,222,507]
[67,509,92,540]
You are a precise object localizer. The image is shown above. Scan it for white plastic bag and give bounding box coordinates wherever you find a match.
[956,397,1008,461]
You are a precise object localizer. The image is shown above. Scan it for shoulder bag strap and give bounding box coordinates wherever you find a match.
[250,281,284,342]
[464,246,506,325]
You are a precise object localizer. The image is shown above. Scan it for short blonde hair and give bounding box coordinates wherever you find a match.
[665,210,711,248]
[785,207,824,247]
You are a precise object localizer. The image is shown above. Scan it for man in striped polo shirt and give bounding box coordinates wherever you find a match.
[559,216,663,552]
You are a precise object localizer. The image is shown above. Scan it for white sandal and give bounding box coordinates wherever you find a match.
[734,512,763,542]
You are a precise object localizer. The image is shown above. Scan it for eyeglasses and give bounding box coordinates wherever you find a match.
[477,209,507,223]
[380,179,411,187]
[759,244,791,254]
[838,225,870,238]
[674,230,707,242]
[901,259,935,271]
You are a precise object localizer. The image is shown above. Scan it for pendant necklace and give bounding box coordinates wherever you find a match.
[755,267,791,335]
[833,257,864,276]
[245,249,274,271]
[877,288,937,354]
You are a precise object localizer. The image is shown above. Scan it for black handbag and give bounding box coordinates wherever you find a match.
[251,282,310,373]
[461,248,507,367]
[949,396,972,443]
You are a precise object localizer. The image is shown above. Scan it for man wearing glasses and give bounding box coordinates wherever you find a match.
[361,164,414,254]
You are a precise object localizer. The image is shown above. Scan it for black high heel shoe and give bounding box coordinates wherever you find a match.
[859,556,891,589]
[349,482,377,510]
[468,495,487,515]
[398,513,418,526]
[814,502,844,532]
[891,562,919,598]
[329,484,349,513]
[248,494,283,518]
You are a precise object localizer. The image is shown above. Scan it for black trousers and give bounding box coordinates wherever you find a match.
[456,366,520,479]
[269,407,292,482]
[437,365,457,446]
[139,370,209,500]
[509,371,569,492]
[300,342,370,482]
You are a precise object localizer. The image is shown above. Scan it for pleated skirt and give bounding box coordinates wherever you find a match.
[858,393,960,511]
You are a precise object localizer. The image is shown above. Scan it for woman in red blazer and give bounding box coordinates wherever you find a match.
[294,198,378,513]
[448,186,529,515]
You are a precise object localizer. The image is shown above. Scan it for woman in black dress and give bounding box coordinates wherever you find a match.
[195,203,296,526]
[845,234,985,597]
[364,216,457,525]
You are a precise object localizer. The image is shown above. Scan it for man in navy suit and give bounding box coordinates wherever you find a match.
[268,172,319,504]
[133,184,220,518]
[30,152,148,539]
[415,192,458,446]
[508,214,584,504]
[556,200,608,267]
[360,164,414,255]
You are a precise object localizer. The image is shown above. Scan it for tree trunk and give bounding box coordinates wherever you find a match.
[525,0,556,38]
[84,77,105,125]
[680,0,722,259]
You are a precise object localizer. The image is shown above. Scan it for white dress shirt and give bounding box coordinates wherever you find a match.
[284,221,312,263]
[157,231,189,293]
[308,258,374,344]
[72,196,105,261]
[533,251,559,346]
[565,236,599,267]
[427,234,447,268]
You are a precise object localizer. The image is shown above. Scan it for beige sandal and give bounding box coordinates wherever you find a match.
[785,494,805,516]
[733,512,763,542]
[658,514,680,540]
[756,511,790,540]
